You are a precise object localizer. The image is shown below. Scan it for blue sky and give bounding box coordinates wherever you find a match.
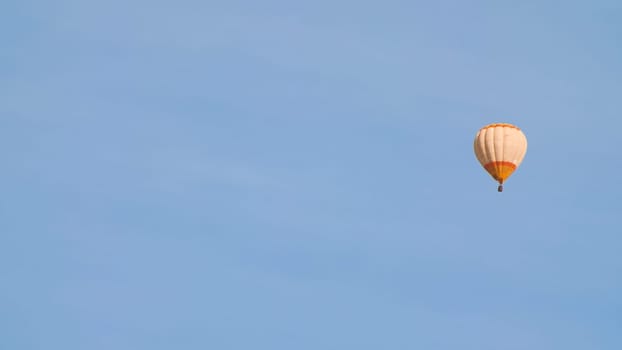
[3,0,622,349]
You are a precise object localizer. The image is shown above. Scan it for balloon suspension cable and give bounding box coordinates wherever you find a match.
[497,184,503,192]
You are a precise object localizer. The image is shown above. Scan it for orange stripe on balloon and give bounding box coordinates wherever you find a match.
[483,161,517,183]
[479,123,521,131]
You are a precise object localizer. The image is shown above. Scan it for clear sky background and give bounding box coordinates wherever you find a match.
[3,1,621,349]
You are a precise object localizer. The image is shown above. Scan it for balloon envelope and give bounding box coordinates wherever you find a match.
[473,123,527,190]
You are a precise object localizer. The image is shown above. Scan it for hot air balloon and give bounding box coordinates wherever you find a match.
[473,123,527,192]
